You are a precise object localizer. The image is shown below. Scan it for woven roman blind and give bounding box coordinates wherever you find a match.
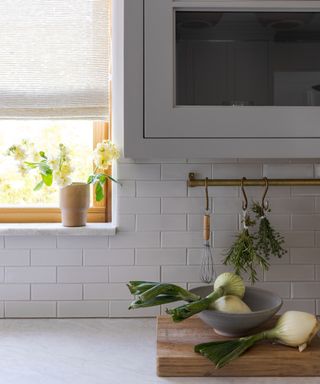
[0,0,111,119]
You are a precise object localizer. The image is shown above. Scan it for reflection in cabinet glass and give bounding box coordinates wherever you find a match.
[176,12,320,107]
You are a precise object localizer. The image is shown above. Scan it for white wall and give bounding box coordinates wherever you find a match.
[0,158,319,318]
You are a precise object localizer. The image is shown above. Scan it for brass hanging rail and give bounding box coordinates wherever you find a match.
[188,173,320,187]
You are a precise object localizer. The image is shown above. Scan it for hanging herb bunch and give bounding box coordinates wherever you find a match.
[252,201,286,260]
[224,178,287,284]
[224,207,269,284]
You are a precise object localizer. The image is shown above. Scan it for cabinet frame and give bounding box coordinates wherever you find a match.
[118,0,320,158]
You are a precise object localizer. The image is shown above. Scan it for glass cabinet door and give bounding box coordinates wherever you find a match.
[176,11,320,107]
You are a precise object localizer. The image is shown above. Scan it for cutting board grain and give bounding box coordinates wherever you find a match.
[157,315,320,377]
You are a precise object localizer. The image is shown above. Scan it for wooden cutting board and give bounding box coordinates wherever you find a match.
[157,315,320,377]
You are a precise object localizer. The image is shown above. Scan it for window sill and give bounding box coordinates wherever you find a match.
[0,223,117,236]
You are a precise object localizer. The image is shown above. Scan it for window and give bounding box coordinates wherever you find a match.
[0,1,112,223]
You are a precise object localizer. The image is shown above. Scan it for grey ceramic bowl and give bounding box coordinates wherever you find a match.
[190,286,282,337]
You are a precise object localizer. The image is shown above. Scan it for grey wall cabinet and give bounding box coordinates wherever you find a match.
[115,0,320,158]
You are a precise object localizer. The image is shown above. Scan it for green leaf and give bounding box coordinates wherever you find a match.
[87,175,95,184]
[33,181,44,191]
[41,172,53,186]
[95,182,104,202]
[24,161,38,169]
[39,162,52,175]
[98,174,107,184]
[39,151,47,159]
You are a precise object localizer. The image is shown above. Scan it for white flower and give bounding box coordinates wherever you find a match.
[9,145,27,161]
[54,171,72,188]
[93,140,120,170]
[17,162,29,177]
[48,156,59,171]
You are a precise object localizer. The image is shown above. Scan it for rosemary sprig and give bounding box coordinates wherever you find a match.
[223,213,269,284]
[252,201,287,260]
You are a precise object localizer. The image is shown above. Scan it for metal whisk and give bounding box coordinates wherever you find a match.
[200,178,215,283]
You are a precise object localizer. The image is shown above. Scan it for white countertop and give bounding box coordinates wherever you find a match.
[0,318,317,384]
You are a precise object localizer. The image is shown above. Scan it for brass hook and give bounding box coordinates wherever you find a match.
[204,177,209,212]
[241,177,248,211]
[262,177,269,212]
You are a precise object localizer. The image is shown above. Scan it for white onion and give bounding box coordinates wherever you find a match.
[272,311,320,351]
[213,272,245,299]
[210,295,251,313]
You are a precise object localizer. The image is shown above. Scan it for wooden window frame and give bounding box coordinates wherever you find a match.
[0,121,112,223]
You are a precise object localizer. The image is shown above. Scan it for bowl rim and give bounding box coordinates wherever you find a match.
[190,285,283,318]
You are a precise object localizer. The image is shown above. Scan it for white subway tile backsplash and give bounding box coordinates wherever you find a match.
[264,265,314,282]
[246,186,290,198]
[5,301,56,318]
[162,197,210,214]
[57,301,108,318]
[188,158,237,164]
[135,248,186,266]
[31,284,82,301]
[162,266,203,283]
[118,197,160,214]
[212,198,242,214]
[137,214,186,232]
[5,267,56,283]
[188,186,238,198]
[161,164,211,180]
[267,198,315,214]
[292,186,320,196]
[109,266,160,283]
[84,284,131,300]
[263,164,314,178]
[0,284,30,300]
[213,231,237,248]
[84,249,134,266]
[57,267,108,283]
[291,215,320,230]
[0,267,4,282]
[291,248,320,264]
[279,299,316,314]
[117,181,136,197]
[0,302,5,318]
[3,160,320,318]
[5,236,56,249]
[314,164,320,179]
[0,250,30,266]
[57,236,109,249]
[292,282,320,298]
[188,214,238,231]
[109,232,160,249]
[283,232,314,248]
[161,231,203,248]
[254,282,291,298]
[187,248,227,265]
[136,181,186,197]
[117,215,136,232]
[212,164,262,178]
[31,249,82,266]
[266,215,290,230]
[117,164,160,180]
